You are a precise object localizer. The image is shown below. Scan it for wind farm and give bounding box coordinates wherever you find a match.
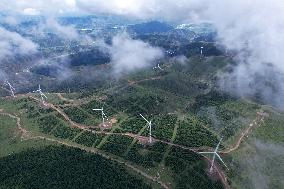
[0,3,282,189]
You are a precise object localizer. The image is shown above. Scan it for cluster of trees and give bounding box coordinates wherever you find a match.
[191,90,260,139]
[165,146,223,189]
[75,131,104,147]
[120,118,146,134]
[190,90,235,113]
[19,102,41,118]
[38,115,62,134]
[64,107,89,124]
[126,144,163,168]
[106,87,166,116]
[145,142,168,153]
[100,135,133,157]
[152,114,177,141]
[175,116,219,148]
[141,73,207,98]
[37,114,81,140]
[0,146,151,189]
[51,125,81,140]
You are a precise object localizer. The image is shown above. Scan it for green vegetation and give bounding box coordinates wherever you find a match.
[254,111,284,143]
[0,114,51,158]
[126,143,163,168]
[100,135,133,156]
[0,146,151,189]
[152,114,177,141]
[37,114,81,140]
[64,107,89,124]
[120,117,146,134]
[175,116,219,147]
[165,146,223,189]
[75,131,104,147]
[1,53,280,189]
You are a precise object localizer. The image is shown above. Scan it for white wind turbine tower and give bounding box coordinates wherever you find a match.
[4,80,16,98]
[200,46,204,56]
[199,137,228,173]
[139,114,153,143]
[93,107,107,127]
[33,85,48,104]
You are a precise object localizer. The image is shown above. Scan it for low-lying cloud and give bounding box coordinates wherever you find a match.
[45,18,79,40]
[237,139,284,189]
[102,33,164,76]
[0,27,38,59]
[77,0,284,109]
[1,0,284,108]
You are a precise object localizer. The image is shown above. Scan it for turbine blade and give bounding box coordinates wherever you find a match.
[41,92,48,99]
[139,114,150,123]
[198,152,215,154]
[215,137,223,152]
[216,153,228,168]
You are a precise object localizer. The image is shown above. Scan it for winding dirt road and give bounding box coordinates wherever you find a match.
[0,111,28,138]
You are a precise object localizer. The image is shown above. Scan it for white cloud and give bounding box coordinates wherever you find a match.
[45,18,79,40]
[0,27,38,59]
[22,8,41,15]
[0,0,79,15]
[76,0,284,108]
[105,33,164,75]
[1,0,284,107]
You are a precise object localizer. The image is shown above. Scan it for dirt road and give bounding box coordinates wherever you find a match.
[221,112,268,154]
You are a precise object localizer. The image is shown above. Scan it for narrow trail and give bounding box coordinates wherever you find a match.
[0,110,28,138]
[128,76,162,86]
[28,95,101,130]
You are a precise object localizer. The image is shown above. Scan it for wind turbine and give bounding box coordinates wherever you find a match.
[4,80,15,98]
[153,63,163,71]
[199,137,228,173]
[157,64,163,70]
[33,84,48,104]
[200,46,204,56]
[139,114,153,143]
[93,107,107,127]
